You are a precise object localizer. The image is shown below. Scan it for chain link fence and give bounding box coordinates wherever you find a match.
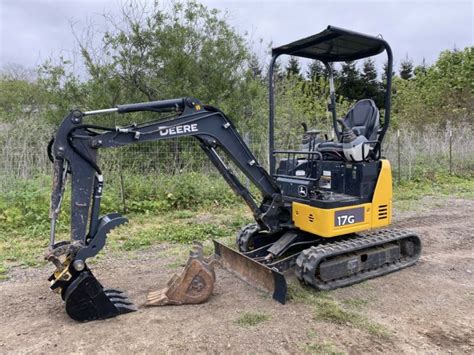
[1,118,473,193]
[383,125,473,182]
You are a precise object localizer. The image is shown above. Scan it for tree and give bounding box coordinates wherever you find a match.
[392,47,473,126]
[399,56,414,80]
[381,61,391,83]
[1,63,37,82]
[286,56,301,78]
[361,58,377,82]
[381,59,396,96]
[248,53,262,80]
[361,58,383,107]
[414,58,428,77]
[268,58,284,81]
[76,0,250,111]
[307,60,326,81]
[339,61,363,101]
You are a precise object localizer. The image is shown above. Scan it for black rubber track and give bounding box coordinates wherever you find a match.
[295,228,422,290]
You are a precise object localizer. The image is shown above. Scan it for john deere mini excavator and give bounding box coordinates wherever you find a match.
[46,26,421,321]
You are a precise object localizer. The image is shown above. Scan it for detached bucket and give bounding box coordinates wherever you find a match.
[146,242,216,306]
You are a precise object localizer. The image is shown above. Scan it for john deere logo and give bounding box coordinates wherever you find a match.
[159,123,198,136]
[298,185,308,197]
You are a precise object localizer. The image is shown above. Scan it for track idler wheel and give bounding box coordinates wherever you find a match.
[236,223,261,252]
[49,263,136,322]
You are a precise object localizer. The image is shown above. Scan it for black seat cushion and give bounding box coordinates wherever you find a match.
[318,142,342,150]
[317,141,344,160]
[343,99,380,141]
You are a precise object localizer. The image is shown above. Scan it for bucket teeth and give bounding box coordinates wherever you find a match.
[108,297,134,305]
[61,268,137,321]
[104,289,128,298]
[113,302,138,313]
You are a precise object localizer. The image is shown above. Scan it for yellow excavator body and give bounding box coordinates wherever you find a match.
[292,160,392,237]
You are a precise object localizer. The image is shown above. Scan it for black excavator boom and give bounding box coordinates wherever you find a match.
[47,97,288,320]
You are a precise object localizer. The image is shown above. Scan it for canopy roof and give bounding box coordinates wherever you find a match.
[272,25,387,62]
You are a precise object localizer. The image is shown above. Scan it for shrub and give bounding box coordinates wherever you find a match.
[0,172,242,233]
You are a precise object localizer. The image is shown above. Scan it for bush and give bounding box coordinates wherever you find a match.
[114,172,240,214]
[0,172,242,233]
[0,176,51,232]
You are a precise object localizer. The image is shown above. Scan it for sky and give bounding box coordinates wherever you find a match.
[0,0,473,75]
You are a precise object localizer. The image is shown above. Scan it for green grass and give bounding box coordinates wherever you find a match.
[107,207,250,251]
[393,174,473,211]
[300,329,346,354]
[0,202,251,269]
[341,297,370,310]
[288,282,389,338]
[465,292,474,301]
[235,311,271,327]
[301,342,346,355]
[312,299,388,337]
[394,173,474,200]
[0,172,471,272]
[173,210,196,219]
[0,264,7,281]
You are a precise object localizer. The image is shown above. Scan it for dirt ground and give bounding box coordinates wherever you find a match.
[1,197,473,354]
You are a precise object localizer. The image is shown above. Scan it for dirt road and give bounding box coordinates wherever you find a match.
[1,198,473,354]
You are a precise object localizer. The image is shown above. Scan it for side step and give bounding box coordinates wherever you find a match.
[213,240,287,304]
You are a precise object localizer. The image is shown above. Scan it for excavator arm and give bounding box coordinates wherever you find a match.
[47,97,287,321]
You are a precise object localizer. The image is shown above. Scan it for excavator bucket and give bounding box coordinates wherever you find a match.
[213,240,287,304]
[49,262,137,322]
[146,242,216,306]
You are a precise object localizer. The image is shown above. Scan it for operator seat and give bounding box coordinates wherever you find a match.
[343,99,380,141]
[317,99,380,158]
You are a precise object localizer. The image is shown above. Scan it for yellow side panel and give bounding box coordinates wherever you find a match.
[292,159,392,237]
[371,159,392,228]
[292,202,372,238]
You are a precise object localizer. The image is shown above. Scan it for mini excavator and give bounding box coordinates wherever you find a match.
[46,26,422,321]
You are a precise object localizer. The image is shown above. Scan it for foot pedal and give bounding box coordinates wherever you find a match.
[64,270,137,321]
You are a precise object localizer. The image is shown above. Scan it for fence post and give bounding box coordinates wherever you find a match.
[397,129,401,183]
[449,129,453,175]
[119,160,127,214]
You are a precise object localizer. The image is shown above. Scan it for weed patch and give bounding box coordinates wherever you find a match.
[235,312,271,327]
[0,264,7,281]
[288,282,389,338]
[312,298,388,337]
[301,341,346,355]
[342,297,370,310]
[300,329,346,354]
[394,174,474,201]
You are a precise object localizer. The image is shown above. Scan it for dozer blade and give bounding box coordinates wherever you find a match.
[146,242,216,306]
[213,240,287,304]
[49,264,137,322]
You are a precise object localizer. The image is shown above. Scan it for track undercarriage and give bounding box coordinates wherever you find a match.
[215,224,422,303]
